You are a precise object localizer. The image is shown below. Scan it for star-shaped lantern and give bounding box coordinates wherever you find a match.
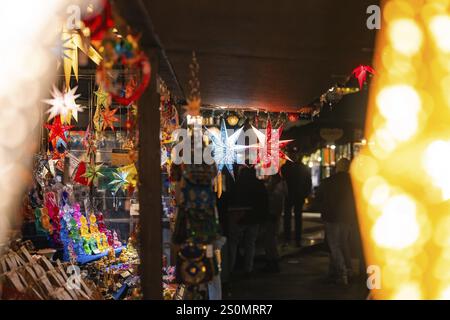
[184,97,201,117]
[207,119,247,179]
[251,119,293,172]
[101,107,119,131]
[45,116,74,146]
[43,85,83,124]
[61,28,102,89]
[352,65,375,89]
[82,162,105,186]
[109,170,130,194]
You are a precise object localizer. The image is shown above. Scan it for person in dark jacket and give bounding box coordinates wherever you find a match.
[315,158,357,285]
[280,157,312,247]
[228,166,269,275]
[262,173,287,273]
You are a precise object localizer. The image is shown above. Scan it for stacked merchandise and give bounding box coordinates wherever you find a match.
[0,240,103,300]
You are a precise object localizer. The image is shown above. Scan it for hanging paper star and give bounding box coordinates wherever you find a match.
[251,119,293,172]
[120,164,138,189]
[82,163,104,186]
[101,107,119,131]
[43,85,83,124]
[94,87,110,109]
[184,97,201,117]
[352,65,375,89]
[45,116,73,145]
[207,119,247,179]
[61,28,103,88]
[109,170,130,194]
[73,161,89,186]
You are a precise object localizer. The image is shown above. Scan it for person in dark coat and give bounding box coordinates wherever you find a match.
[262,173,287,273]
[227,166,269,275]
[280,158,312,247]
[315,158,358,285]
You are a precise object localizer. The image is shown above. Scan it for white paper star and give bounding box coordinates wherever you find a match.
[43,85,83,124]
[207,119,247,178]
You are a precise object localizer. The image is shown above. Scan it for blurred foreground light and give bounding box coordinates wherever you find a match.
[0,0,77,249]
[372,195,419,249]
[423,140,450,200]
[392,283,423,300]
[429,15,450,53]
[377,85,421,141]
[351,0,450,299]
[389,19,423,56]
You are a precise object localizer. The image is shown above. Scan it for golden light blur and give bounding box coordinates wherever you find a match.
[351,0,450,299]
[0,0,83,251]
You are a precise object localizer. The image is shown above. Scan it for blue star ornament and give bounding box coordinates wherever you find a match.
[207,120,247,178]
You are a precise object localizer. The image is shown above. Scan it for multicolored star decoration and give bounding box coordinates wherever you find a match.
[82,162,105,186]
[101,106,119,131]
[184,97,201,117]
[207,119,248,179]
[352,65,375,90]
[93,86,110,132]
[251,119,293,173]
[43,85,83,124]
[120,163,138,191]
[109,170,130,194]
[45,116,74,146]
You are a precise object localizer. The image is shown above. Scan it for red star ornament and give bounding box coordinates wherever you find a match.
[45,116,73,145]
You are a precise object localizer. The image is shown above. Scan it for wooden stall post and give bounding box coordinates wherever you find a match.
[138,48,163,300]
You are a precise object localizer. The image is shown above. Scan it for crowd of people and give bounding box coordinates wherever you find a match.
[217,155,364,296]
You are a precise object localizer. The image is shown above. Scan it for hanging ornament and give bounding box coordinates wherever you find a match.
[109,54,151,106]
[101,106,119,131]
[82,162,104,186]
[288,113,300,122]
[73,161,89,185]
[109,170,130,194]
[43,85,83,124]
[82,0,114,42]
[352,65,375,89]
[120,163,138,190]
[94,86,110,109]
[184,52,202,117]
[207,119,247,179]
[251,119,293,172]
[45,116,74,145]
[61,27,103,88]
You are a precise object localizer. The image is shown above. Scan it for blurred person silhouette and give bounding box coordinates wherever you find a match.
[262,173,287,273]
[315,158,358,285]
[280,154,312,247]
[228,166,269,277]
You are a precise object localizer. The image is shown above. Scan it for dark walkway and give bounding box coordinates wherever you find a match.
[227,248,369,300]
